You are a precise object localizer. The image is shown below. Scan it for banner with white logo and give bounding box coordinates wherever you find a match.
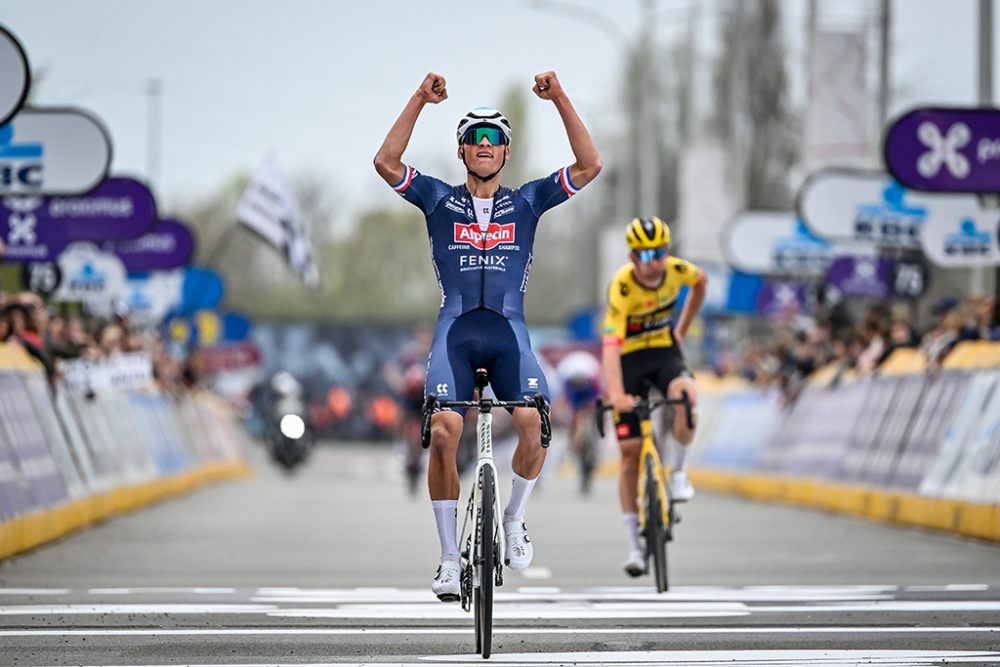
[52,242,128,307]
[235,156,319,288]
[885,107,1000,193]
[919,204,1000,267]
[122,270,185,325]
[0,108,112,196]
[0,25,29,126]
[721,211,848,277]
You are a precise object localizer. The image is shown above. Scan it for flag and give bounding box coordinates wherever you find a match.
[235,156,320,288]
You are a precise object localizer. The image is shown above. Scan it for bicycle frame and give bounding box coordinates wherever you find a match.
[457,403,504,596]
[635,410,671,530]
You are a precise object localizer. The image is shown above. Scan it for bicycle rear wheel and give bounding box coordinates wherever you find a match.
[644,454,669,592]
[474,466,495,658]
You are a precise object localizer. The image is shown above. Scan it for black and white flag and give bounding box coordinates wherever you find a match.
[235,157,320,288]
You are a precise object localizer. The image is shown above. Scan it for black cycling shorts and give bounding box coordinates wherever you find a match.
[613,345,691,440]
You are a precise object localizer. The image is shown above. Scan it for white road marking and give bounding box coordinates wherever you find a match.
[905,584,991,592]
[0,604,276,615]
[87,587,236,595]
[0,588,70,595]
[3,626,999,637]
[518,566,552,580]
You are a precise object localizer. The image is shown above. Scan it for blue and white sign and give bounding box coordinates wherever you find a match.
[722,211,844,277]
[798,169,927,248]
[0,25,29,126]
[0,108,112,195]
[123,270,184,325]
[52,242,128,307]
[920,209,1000,267]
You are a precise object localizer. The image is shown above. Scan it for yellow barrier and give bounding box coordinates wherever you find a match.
[688,468,1000,542]
[0,342,43,371]
[0,461,253,560]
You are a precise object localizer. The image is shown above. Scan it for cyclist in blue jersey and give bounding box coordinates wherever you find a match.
[374,71,602,600]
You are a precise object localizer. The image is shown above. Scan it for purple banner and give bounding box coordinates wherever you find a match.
[884,107,1000,193]
[105,218,195,271]
[825,255,892,300]
[755,280,809,317]
[0,177,156,263]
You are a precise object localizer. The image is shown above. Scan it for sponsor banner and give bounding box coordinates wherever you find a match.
[825,255,892,300]
[52,242,128,306]
[722,211,840,277]
[0,177,157,263]
[0,25,30,126]
[919,204,1000,267]
[105,218,195,271]
[60,352,154,395]
[797,169,928,248]
[885,107,1000,193]
[0,107,112,195]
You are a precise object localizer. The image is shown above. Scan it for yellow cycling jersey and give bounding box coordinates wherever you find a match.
[602,257,703,355]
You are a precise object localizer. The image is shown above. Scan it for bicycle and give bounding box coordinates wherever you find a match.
[421,368,551,659]
[596,391,692,593]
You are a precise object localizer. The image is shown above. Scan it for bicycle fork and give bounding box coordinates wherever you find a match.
[636,421,671,530]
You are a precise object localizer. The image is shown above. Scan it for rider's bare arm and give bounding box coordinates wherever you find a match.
[533,71,602,189]
[374,72,448,186]
[601,341,636,414]
[675,270,708,343]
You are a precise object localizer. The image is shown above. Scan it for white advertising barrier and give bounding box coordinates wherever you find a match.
[917,371,1000,498]
[61,353,154,395]
[0,25,29,126]
[939,372,1000,502]
[919,203,1000,268]
[721,211,855,277]
[696,390,781,470]
[0,108,112,196]
[52,242,128,309]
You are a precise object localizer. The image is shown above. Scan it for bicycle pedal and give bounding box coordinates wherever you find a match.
[436,593,460,603]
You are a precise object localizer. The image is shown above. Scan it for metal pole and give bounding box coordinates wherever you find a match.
[146,78,162,193]
[638,0,658,217]
[877,0,891,128]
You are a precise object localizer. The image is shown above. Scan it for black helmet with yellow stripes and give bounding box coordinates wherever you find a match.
[625,216,671,250]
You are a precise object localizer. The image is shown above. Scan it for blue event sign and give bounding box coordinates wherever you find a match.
[884,107,1000,193]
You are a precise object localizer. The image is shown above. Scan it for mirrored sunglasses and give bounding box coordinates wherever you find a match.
[460,126,508,146]
[636,247,668,263]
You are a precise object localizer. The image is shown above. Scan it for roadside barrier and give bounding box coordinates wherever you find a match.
[687,342,1000,541]
[0,343,251,559]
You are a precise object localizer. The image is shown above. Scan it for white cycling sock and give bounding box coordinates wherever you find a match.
[503,471,537,523]
[623,512,641,552]
[432,499,460,563]
[671,441,689,473]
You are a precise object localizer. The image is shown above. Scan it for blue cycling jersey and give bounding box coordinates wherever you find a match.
[391,164,582,322]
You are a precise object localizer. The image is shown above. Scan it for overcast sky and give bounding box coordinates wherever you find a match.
[2,0,995,223]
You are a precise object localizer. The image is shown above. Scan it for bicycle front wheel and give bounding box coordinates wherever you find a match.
[644,454,669,592]
[474,465,495,658]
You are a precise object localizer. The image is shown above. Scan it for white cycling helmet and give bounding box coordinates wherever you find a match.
[456,107,512,145]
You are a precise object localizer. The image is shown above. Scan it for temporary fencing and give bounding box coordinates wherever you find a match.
[0,343,251,559]
[688,342,1000,541]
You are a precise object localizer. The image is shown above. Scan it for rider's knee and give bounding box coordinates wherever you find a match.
[514,411,542,447]
[429,419,460,457]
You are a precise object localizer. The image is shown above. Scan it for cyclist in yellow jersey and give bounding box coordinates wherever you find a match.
[601,216,707,577]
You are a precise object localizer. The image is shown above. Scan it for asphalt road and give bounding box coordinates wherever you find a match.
[1,438,999,666]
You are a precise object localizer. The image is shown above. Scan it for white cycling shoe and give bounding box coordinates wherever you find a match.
[503,519,533,570]
[432,560,461,602]
[671,470,695,502]
[623,548,646,578]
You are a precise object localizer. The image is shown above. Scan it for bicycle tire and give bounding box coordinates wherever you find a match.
[645,454,669,592]
[474,465,495,658]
